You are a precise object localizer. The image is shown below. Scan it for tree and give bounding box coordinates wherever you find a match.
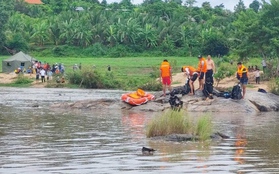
[261,0,279,75]
[184,0,196,7]
[234,0,246,13]
[0,0,14,51]
[249,0,260,12]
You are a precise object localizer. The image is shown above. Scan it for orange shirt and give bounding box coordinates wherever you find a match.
[160,61,171,77]
[197,57,207,73]
[182,66,197,76]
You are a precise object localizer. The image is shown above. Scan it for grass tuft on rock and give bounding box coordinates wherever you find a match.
[146,110,213,141]
[195,115,213,141]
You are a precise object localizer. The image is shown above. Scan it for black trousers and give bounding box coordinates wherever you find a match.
[205,69,214,95]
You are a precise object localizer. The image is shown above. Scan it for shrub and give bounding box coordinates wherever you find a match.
[139,79,162,91]
[14,74,32,84]
[83,43,107,57]
[107,44,132,57]
[67,69,122,89]
[214,64,235,87]
[268,77,279,95]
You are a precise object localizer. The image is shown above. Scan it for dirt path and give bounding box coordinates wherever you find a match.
[172,72,269,91]
[0,72,269,91]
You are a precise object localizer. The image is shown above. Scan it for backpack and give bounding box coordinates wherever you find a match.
[169,94,183,111]
[258,88,267,93]
[231,84,242,100]
[219,92,231,99]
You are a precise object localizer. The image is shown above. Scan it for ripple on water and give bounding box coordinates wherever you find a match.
[1,97,279,173]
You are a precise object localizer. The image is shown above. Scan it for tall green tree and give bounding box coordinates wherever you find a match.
[234,0,246,13]
[0,0,14,51]
[249,0,260,12]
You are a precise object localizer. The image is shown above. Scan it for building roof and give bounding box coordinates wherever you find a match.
[25,0,43,4]
[4,51,35,62]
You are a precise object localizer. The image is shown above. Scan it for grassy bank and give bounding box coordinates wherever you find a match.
[0,55,264,90]
[0,56,198,89]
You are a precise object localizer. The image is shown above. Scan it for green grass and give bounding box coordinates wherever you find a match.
[0,55,263,89]
[146,110,213,141]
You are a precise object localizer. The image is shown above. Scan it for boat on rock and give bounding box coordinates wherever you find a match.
[121,89,155,106]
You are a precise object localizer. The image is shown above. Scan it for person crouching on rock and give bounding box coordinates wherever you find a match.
[181,66,198,95]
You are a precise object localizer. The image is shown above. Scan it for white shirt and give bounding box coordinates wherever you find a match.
[262,60,266,67]
[40,69,46,76]
[255,70,260,77]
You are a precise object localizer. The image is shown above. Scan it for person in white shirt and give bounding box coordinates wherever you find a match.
[40,68,46,83]
[261,59,267,73]
[255,68,260,84]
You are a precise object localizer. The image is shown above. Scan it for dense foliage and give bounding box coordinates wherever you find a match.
[0,0,278,62]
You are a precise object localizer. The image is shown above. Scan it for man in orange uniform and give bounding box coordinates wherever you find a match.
[236,62,248,99]
[197,55,207,90]
[160,59,172,97]
[182,66,198,95]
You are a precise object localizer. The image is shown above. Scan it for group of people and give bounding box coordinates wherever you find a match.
[160,55,250,99]
[15,61,66,83]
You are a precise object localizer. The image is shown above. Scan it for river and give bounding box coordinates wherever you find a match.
[0,87,279,173]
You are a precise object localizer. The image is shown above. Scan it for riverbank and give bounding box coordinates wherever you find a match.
[0,72,270,91]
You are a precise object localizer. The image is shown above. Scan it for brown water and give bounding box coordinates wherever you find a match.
[0,87,279,173]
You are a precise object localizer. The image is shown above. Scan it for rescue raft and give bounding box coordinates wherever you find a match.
[121,89,155,106]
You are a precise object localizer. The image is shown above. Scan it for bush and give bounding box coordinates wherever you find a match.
[83,43,107,57]
[139,79,162,91]
[67,69,122,89]
[107,44,132,57]
[14,74,32,84]
[214,64,235,87]
[269,77,279,95]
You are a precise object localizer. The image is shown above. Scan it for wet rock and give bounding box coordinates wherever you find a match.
[49,89,279,113]
[150,132,230,142]
[246,91,279,112]
[31,104,39,107]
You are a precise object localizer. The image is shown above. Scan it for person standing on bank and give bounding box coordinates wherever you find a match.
[160,59,172,97]
[182,66,198,95]
[206,55,215,79]
[205,55,215,99]
[40,68,46,83]
[236,62,248,99]
[261,58,267,73]
[197,55,207,90]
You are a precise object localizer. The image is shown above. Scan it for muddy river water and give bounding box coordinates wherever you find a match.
[0,87,279,173]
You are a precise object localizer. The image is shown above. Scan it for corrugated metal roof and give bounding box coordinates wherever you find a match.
[25,0,43,4]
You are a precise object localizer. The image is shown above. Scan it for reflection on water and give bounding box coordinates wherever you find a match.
[1,105,279,173]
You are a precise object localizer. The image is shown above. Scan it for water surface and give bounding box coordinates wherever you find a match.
[0,87,279,173]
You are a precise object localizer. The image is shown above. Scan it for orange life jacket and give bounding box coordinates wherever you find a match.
[197,57,207,73]
[160,61,171,77]
[237,65,248,79]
